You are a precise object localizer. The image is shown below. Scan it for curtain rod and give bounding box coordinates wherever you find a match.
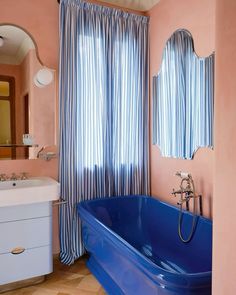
[56,0,147,16]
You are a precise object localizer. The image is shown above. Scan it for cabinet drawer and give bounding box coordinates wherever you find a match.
[0,202,52,222]
[0,217,52,254]
[0,202,52,223]
[0,246,52,285]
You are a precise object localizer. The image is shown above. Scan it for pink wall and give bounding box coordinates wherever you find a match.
[148,0,215,218]
[213,0,236,293]
[0,0,60,253]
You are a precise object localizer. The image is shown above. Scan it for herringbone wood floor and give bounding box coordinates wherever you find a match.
[4,256,106,295]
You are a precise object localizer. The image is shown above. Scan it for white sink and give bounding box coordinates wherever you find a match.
[0,177,60,207]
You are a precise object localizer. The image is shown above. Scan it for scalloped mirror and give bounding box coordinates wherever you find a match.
[0,24,56,160]
[152,29,214,159]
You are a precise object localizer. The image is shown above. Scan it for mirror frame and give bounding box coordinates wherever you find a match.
[0,23,44,66]
[0,23,56,160]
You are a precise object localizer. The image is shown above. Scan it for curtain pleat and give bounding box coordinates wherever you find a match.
[59,0,149,265]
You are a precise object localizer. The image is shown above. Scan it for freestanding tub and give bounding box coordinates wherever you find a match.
[77,195,212,295]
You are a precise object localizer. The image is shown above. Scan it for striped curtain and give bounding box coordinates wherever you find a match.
[59,0,149,264]
[153,30,214,159]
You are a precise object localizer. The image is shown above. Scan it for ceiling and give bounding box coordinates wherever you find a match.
[99,0,161,12]
[0,25,35,65]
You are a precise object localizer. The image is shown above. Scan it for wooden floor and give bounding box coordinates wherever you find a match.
[4,256,106,295]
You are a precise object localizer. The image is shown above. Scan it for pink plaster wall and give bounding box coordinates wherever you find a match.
[0,0,60,253]
[213,0,236,293]
[148,0,215,218]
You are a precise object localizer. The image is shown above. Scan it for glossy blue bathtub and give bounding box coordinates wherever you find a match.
[77,195,212,295]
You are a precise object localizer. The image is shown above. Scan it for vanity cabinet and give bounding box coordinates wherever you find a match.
[0,202,53,285]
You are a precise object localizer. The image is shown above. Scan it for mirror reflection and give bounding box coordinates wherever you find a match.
[0,25,56,160]
[152,29,214,160]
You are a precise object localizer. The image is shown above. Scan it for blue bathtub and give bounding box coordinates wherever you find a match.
[78,195,212,295]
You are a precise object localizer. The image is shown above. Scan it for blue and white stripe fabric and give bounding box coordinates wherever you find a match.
[153,29,214,159]
[59,0,149,265]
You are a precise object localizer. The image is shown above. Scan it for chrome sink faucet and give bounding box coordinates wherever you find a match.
[10,173,19,181]
[0,172,29,181]
[10,172,29,181]
[20,172,28,180]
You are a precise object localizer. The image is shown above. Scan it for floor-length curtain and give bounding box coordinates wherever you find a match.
[59,0,149,265]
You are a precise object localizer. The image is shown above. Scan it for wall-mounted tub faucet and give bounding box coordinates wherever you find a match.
[172,171,203,243]
[172,172,195,210]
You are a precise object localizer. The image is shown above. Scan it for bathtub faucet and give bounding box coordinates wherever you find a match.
[172,171,203,243]
[172,189,194,208]
[172,188,193,196]
[176,192,192,206]
[172,172,196,211]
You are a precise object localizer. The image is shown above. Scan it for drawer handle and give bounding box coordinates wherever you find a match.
[11,247,25,255]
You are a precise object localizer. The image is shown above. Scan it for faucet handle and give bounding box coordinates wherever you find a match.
[20,172,29,180]
[0,173,8,181]
[10,173,19,180]
[172,189,182,196]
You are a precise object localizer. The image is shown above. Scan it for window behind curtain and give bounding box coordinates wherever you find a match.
[77,34,106,168]
[76,25,144,169]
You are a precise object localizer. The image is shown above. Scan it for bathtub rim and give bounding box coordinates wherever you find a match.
[78,194,212,280]
[79,194,212,225]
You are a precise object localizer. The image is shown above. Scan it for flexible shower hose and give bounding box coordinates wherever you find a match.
[178,177,197,243]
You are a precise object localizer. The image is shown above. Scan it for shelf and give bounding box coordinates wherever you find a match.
[0,144,39,148]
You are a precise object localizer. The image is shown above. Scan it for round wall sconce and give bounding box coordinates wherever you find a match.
[34,68,54,88]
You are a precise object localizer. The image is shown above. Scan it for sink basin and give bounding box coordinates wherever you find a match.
[0,177,60,207]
